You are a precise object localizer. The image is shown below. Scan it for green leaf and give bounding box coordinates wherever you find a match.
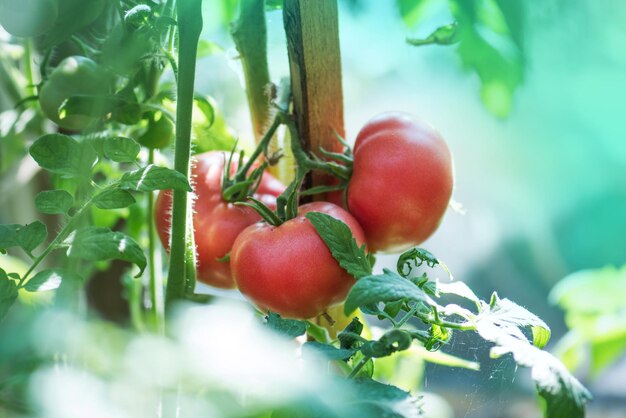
[407,22,459,46]
[305,320,331,343]
[0,224,21,252]
[352,378,411,401]
[550,266,626,376]
[306,212,371,280]
[35,190,74,214]
[338,318,365,350]
[265,311,308,338]
[478,319,591,418]
[448,0,524,118]
[303,342,355,361]
[66,227,146,276]
[17,221,47,255]
[29,134,97,177]
[24,269,80,292]
[0,274,18,321]
[550,265,626,314]
[475,295,590,417]
[119,165,192,192]
[477,294,551,348]
[196,40,224,58]
[93,189,136,209]
[344,269,429,315]
[103,137,141,163]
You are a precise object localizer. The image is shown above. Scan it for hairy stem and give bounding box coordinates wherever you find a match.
[147,149,164,333]
[19,196,95,286]
[166,0,203,304]
[231,0,271,142]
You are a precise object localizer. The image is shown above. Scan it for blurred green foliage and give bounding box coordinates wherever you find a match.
[398,0,524,117]
[551,266,626,377]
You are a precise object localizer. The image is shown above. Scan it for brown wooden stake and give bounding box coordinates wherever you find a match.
[283,0,351,336]
[283,0,345,191]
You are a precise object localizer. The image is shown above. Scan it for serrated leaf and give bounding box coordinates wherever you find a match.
[0,224,21,252]
[119,165,191,192]
[265,311,307,338]
[303,342,355,360]
[17,221,47,254]
[477,295,551,348]
[24,269,80,292]
[478,320,591,418]
[35,190,74,214]
[436,281,479,304]
[103,137,141,163]
[306,212,371,280]
[474,296,591,416]
[352,378,412,401]
[93,189,136,209]
[0,275,18,321]
[66,227,146,276]
[344,269,429,315]
[29,134,97,177]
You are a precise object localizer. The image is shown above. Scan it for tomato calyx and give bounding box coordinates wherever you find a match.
[235,174,302,227]
[220,114,284,204]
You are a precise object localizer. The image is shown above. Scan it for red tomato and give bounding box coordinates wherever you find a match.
[155,151,285,288]
[231,202,366,319]
[347,112,453,253]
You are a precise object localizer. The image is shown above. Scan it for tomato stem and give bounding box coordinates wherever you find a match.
[22,38,36,100]
[348,356,371,379]
[147,149,165,333]
[232,0,272,142]
[166,0,203,305]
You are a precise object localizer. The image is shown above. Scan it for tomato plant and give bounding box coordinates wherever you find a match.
[231,201,366,318]
[347,112,454,253]
[155,151,285,288]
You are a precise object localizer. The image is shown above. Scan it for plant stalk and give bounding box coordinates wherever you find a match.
[147,149,164,332]
[166,0,203,304]
[231,0,272,142]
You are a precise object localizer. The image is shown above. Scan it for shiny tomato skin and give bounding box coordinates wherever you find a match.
[231,202,366,319]
[155,151,285,289]
[347,112,453,253]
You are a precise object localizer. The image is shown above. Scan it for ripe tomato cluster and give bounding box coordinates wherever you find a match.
[156,112,453,319]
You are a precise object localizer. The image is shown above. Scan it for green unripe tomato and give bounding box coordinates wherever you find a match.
[38,56,111,131]
[0,0,58,37]
[138,112,173,149]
